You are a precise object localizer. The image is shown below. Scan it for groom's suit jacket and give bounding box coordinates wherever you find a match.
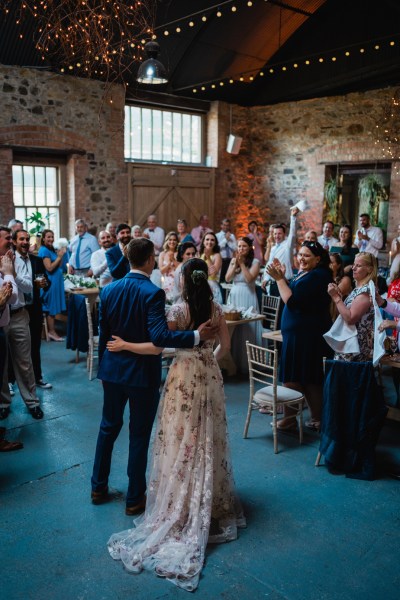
[97,272,194,388]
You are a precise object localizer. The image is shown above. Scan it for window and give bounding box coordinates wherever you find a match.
[12,164,61,238]
[124,105,203,164]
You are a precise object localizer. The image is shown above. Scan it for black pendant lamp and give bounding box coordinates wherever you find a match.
[136,41,168,84]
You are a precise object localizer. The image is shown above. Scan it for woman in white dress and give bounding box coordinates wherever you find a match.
[107,258,246,591]
[158,231,179,303]
[225,236,262,372]
[200,231,223,304]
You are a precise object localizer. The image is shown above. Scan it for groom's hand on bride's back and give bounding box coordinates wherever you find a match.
[198,319,219,341]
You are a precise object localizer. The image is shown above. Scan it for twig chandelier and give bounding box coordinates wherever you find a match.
[0,0,157,82]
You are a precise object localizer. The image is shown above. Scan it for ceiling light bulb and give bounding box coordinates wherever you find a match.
[216,11,222,17]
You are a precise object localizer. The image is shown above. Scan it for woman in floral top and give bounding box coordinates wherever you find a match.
[106,258,245,592]
[328,252,377,362]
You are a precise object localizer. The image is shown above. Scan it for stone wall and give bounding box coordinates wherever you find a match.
[0,63,399,246]
[215,89,400,244]
[0,65,127,236]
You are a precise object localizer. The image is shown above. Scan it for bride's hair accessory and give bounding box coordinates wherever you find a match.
[191,269,207,285]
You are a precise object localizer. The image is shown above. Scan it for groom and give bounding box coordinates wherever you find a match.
[91,237,216,515]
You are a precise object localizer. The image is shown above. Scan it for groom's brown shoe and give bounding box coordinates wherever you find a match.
[125,497,146,516]
[91,487,109,505]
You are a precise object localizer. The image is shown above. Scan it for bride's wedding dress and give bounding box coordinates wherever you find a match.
[108,301,246,591]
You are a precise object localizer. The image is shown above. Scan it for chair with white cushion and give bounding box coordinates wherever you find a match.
[244,342,305,453]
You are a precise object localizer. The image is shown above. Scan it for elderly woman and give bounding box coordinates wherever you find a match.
[176,219,195,244]
[328,252,377,363]
[267,241,333,431]
[131,225,143,238]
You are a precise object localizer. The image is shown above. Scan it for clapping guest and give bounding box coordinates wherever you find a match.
[216,218,237,283]
[329,253,353,298]
[105,222,118,245]
[390,223,400,259]
[261,208,299,296]
[304,230,318,242]
[225,237,262,372]
[266,241,333,431]
[0,263,23,449]
[328,252,377,362]
[159,231,179,303]
[176,219,194,244]
[172,241,197,302]
[13,230,52,389]
[106,223,131,280]
[143,214,165,257]
[318,221,339,251]
[39,229,67,342]
[191,214,212,250]
[68,219,99,276]
[200,232,223,304]
[330,224,359,268]
[248,221,266,264]
[131,225,143,238]
[90,231,113,288]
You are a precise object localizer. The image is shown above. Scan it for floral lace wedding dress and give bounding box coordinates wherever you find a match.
[108,301,246,591]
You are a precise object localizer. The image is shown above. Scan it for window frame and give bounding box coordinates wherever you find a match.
[124,104,205,166]
[12,154,67,239]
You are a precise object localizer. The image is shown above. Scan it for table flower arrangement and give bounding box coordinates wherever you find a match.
[64,274,97,290]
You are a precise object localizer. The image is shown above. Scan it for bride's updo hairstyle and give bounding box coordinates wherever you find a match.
[181,258,213,329]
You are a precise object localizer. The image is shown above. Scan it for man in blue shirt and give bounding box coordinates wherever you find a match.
[68,219,100,276]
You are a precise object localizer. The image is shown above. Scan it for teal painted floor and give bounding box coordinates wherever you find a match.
[1,341,399,600]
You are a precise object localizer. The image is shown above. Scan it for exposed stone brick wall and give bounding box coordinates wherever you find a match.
[0,65,127,236]
[0,63,399,249]
[214,89,400,244]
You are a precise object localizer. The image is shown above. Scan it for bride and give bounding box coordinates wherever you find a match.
[106,258,246,591]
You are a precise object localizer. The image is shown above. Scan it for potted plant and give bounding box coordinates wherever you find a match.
[26,210,52,236]
[324,177,338,222]
[358,174,388,222]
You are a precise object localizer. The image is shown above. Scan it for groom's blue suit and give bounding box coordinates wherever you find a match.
[91,271,194,508]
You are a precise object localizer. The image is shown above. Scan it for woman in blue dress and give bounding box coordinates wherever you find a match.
[266,241,333,431]
[38,229,67,341]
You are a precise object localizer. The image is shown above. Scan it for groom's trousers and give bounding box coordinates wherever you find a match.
[91,381,160,506]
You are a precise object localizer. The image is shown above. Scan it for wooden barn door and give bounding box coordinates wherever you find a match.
[127,164,215,233]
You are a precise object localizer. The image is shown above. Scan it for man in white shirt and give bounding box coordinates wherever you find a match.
[317,220,339,250]
[143,215,165,257]
[0,228,43,420]
[216,218,237,282]
[355,213,383,258]
[90,230,113,288]
[262,207,299,294]
[191,214,212,250]
[68,219,100,276]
